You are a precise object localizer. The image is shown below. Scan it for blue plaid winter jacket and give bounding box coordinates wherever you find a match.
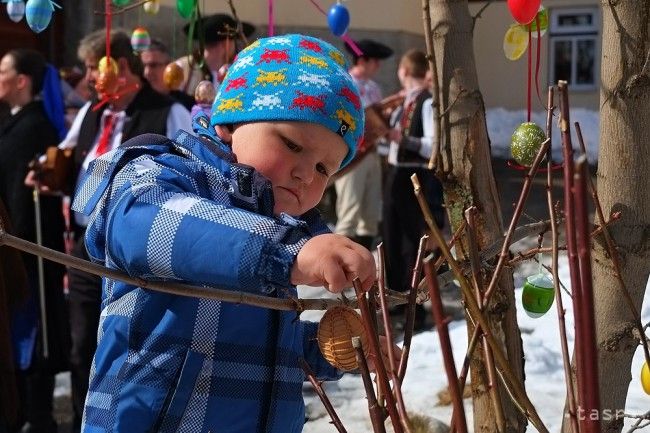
[72,123,341,433]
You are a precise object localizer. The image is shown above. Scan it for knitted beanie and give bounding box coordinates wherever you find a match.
[211,34,364,168]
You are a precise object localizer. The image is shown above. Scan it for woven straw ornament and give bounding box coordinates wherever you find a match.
[317,306,369,371]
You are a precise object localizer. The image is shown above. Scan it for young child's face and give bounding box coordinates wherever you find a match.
[231,121,348,216]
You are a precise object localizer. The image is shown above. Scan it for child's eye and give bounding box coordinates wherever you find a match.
[316,163,328,176]
[282,137,300,152]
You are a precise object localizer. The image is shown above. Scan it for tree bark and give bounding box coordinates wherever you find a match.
[428,1,526,432]
[593,1,650,432]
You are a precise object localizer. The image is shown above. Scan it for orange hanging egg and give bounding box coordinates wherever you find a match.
[163,62,184,90]
[317,306,368,371]
[95,70,120,99]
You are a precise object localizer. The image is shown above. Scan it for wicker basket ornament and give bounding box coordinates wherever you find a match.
[317,306,369,371]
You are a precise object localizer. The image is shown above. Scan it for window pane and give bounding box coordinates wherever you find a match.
[553,40,573,83]
[558,13,593,27]
[576,39,595,84]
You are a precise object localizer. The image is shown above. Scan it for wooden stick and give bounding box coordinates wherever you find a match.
[354,279,404,433]
[421,0,442,170]
[352,337,387,433]
[545,86,579,433]
[299,358,348,433]
[423,257,468,433]
[411,174,549,433]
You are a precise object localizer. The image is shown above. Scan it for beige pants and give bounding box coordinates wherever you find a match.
[333,152,382,237]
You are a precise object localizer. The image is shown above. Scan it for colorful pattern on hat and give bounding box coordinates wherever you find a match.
[211,34,364,168]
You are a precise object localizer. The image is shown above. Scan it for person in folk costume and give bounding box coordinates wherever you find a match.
[0,48,70,433]
[331,39,393,250]
[384,49,445,331]
[25,29,192,433]
[176,13,256,95]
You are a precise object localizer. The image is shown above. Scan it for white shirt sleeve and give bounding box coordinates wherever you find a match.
[58,101,91,150]
[166,103,193,139]
[419,97,435,159]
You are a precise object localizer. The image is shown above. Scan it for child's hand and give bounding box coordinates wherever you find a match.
[367,335,402,373]
[290,234,376,293]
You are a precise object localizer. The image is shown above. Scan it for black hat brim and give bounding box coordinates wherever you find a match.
[183,14,256,43]
[344,39,393,60]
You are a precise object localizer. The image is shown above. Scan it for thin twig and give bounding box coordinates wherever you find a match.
[471,1,496,32]
[411,175,549,433]
[354,279,404,433]
[423,257,468,433]
[299,358,348,433]
[422,0,442,171]
[226,0,250,45]
[352,337,387,433]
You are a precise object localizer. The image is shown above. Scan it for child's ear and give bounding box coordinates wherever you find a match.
[214,124,233,143]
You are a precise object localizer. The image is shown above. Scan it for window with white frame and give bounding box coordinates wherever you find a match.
[549,8,599,90]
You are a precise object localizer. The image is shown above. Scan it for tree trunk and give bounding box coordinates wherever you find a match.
[428,1,526,432]
[593,1,650,432]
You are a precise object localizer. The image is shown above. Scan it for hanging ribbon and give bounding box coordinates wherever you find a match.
[268,0,274,36]
[307,0,363,56]
[526,26,531,122]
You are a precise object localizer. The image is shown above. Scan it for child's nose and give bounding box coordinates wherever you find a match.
[292,164,314,184]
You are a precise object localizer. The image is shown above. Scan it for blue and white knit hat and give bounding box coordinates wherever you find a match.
[211,34,364,168]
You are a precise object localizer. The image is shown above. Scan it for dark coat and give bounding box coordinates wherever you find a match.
[0,101,70,373]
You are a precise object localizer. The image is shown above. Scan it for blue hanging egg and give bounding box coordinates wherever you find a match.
[25,0,53,33]
[7,1,26,23]
[327,3,350,37]
[521,273,555,318]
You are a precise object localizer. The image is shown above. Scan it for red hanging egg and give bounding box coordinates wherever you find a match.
[95,70,120,99]
[507,0,541,25]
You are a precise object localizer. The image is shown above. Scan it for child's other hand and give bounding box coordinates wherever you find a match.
[291,234,376,294]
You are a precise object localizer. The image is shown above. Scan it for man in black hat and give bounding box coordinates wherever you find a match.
[332,38,393,250]
[177,13,255,96]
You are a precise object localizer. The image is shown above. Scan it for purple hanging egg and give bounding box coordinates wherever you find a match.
[25,0,53,33]
[7,1,26,23]
[327,3,350,37]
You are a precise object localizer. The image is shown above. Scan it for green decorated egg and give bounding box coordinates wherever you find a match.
[511,122,546,166]
[521,273,554,318]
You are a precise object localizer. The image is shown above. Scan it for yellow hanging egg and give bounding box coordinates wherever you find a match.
[317,306,369,371]
[641,361,650,395]
[503,24,529,61]
[98,56,118,75]
[163,62,184,90]
[143,0,160,14]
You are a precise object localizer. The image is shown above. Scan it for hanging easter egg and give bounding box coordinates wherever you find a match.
[131,27,151,53]
[7,1,26,23]
[25,0,53,33]
[511,122,546,166]
[507,0,541,25]
[194,80,216,106]
[641,362,650,395]
[503,24,529,61]
[98,56,118,75]
[176,0,195,19]
[112,0,130,6]
[95,70,120,99]
[521,273,555,318]
[317,306,369,371]
[143,0,159,15]
[528,6,549,38]
[327,3,350,37]
[163,62,184,90]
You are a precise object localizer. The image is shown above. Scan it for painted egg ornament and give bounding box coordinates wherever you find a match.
[7,1,26,23]
[163,62,184,90]
[95,70,120,99]
[503,24,529,61]
[511,122,546,166]
[25,0,53,33]
[507,0,541,25]
[527,6,548,38]
[131,27,151,53]
[327,2,350,37]
[194,80,216,106]
[521,273,555,318]
[112,0,130,6]
[143,0,159,14]
[98,56,118,75]
[216,63,230,83]
[641,362,650,395]
[317,306,369,371]
[176,0,195,19]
